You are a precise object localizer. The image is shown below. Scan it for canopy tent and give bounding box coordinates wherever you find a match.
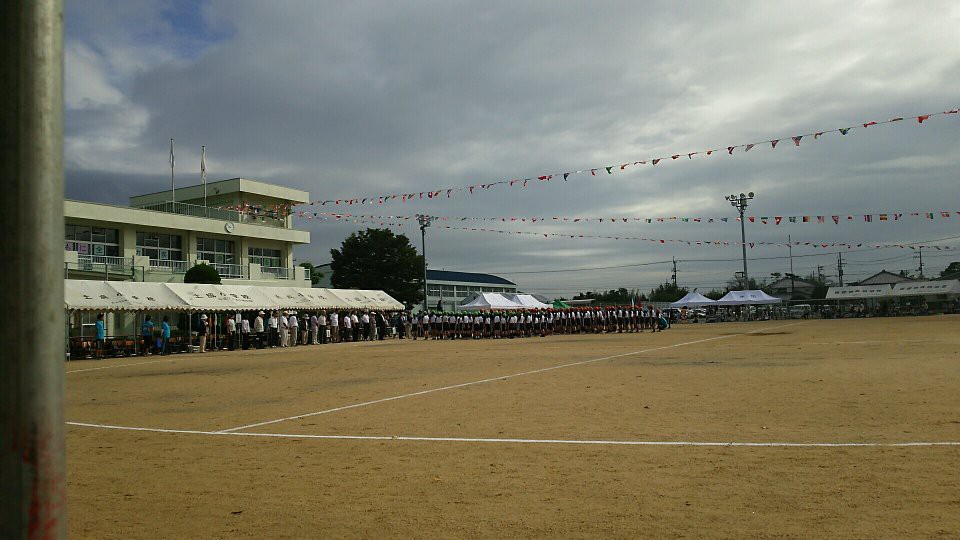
[348,289,406,310]
[892,279,960,296]
[505,294,551,309]
[107,281,188,311]
[64,280,133,311]
[64,281,404,312]
[716,290,782,305]
[459,292,523,310]
[825,284,894,300]
[552,300,570,309]
[670,292,718,308]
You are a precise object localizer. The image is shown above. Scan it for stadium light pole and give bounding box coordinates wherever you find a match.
[417,214,433,312]
[726,192,754,288]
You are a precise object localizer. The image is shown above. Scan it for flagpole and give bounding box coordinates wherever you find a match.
[170,138,176,205]
[201,145,207,217]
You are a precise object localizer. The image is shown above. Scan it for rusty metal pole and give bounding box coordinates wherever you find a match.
[0,1,67,538]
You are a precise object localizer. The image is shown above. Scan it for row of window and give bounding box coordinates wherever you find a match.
[427,285,515,297]
[66,226,284,265]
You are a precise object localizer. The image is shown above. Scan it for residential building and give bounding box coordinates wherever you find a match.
[766,276,819,301]
[854,270,916,286]
[64,177,311,287]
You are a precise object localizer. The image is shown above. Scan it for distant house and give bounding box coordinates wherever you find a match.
[854,270,917,286]
[766,276,818,301]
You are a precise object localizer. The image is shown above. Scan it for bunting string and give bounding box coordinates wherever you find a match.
[298,210,959,226]
[306,108,958,207]
[306,215,957,251]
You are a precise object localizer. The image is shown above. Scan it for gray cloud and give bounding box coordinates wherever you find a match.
[65,1,960,296]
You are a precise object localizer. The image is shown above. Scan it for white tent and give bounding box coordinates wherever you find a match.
[716,290,782,305]
[670,292,718,308]
[350,289,405,310]
[892,279,960,297]
[64,280,133,311]
[505,294,551,309]
[165,283,263,311]
[825,284,894,300]
[107,281,187,311]
[459,292,523,310]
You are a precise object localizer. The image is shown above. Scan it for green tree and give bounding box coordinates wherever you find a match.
[184,263,221,284]
[703,289,726,300]
[298,261,325,286]
[648,282,689,303]
[330,228,424,305]
[940,261,960,279]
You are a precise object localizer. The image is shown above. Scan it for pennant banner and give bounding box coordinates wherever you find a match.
[298,210,958,226]
[308,108,959,207]
[300,214,957,251]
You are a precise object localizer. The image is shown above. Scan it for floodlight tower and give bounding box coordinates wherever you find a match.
[725,191,755,288]
[417,214,434,312]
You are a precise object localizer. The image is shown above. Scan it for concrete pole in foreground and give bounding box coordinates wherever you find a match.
[0,1,67,538]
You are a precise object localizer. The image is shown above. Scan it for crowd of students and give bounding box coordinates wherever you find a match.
[130,306,672,355]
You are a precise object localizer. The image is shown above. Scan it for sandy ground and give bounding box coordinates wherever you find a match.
[66,316,960,538]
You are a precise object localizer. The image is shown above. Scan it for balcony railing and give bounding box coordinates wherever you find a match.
[149,259,188,273]
[78,255,129,271]
[211,263,247,279]
[133,200,289,228]
[260,266,294,279]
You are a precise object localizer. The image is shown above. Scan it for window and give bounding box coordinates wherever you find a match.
[197,237,236,264]
[249,246,282,268]
[427,285,441,296]
[136,232,183,261]
[65,224,120,257]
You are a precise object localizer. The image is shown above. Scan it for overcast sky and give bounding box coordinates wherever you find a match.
[65,1,960,297]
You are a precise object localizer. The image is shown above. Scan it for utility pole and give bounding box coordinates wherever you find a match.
[1,1,68,536]
[417,214,433,312]
[725,192,754,288]
[671,257,677,288]
[817,265,825,282]
[837,252,845,286]
[916,246,924,278]
[788,234,795,299]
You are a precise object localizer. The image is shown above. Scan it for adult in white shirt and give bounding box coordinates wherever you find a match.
[329,311,339,343]
[254,311,265,348]
[343,312,353,342]
[225,315,237,351]
[288,313,299,346]
[240,316,251,350]
[361,312,371,341]
[279,312,289,347]
[350,312,360,342]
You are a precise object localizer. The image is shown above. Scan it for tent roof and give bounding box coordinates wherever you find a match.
[670,292,718,308]
[64,280,134,311]
[892,279,960,296]
[552,300,571,308]
[107,281,187,311]
[459,292,523,310]
[505,294,551,309]
[825,284,894,299]
[716,290,782,305]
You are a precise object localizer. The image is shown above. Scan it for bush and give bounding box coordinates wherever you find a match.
[184,264,221,284]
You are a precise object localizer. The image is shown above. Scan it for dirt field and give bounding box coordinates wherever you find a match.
[66,316,960,538]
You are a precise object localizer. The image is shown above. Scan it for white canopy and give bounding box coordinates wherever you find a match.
[825,284,894,300]
[504,294,551,309]
[892,279,960,296]
[107,281,188,311]
[716,290,782,305]
[64,281,404,312]
[64,280,133,311]
[459,292,523,310]
[670,292,718,308]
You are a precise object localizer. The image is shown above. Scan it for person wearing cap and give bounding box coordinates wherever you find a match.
[254,311,265,348]
[198,314,209,353]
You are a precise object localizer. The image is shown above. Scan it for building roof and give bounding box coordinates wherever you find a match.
[767,276,818,290]
[855,270,916,286]
[426,269,516,286]
[129,177,310,206]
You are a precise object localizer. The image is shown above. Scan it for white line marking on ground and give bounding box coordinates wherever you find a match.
[217,322,802,433]
[65,421,960,448]
[66,358,174,373]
